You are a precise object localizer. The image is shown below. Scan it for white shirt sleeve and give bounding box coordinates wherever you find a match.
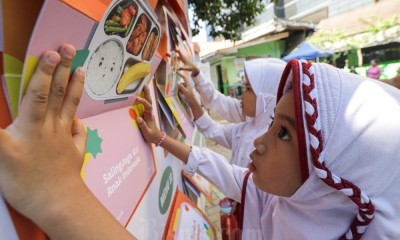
[193,72,246,123]
[194,112,238,149]
[183,145,248,202]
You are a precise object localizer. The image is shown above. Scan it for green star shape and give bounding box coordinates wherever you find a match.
[86,127,103,159]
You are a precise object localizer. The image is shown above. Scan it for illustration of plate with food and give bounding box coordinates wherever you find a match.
[104,0,138,38]
[83,0,160,101]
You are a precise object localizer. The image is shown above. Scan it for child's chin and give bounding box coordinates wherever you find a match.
[251,174,264,191]
[252,175,275,195]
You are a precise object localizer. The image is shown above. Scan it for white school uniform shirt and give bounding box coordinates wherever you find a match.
[186,60,400,239]
[193,112,267,167]
[193,72,245,123]
[192,59,287,167]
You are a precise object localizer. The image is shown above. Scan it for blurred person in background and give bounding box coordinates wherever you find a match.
[367,59,382,79]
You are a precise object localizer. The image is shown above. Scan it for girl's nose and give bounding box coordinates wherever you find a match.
[253,134,267,154]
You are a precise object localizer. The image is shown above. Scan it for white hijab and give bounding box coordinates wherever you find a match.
[275,60,400,239]
[229,59,286,167]
[245,58,287,119]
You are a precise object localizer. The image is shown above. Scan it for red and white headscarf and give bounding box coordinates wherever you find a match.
[277,60,400,239]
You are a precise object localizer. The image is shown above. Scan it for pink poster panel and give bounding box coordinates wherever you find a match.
[82,105,156,226]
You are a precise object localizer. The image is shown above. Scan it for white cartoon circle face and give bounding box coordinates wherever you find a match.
[86,39,124,96]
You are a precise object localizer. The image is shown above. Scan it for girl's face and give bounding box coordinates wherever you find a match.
[249,90,302,197]
[241,75,256,117]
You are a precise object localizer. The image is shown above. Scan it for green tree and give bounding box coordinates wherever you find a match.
[189,0,265,41]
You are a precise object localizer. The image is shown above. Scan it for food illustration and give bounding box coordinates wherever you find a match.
[84,0,160,101]
[142,28,159,61]
[86,40,124,96]
[117,61,151,94]
[127,14,150,55]
[104,0,138,38]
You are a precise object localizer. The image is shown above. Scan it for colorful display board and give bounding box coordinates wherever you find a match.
[183,172,213,204]
[164,190,216,240]
[0,0,216,239]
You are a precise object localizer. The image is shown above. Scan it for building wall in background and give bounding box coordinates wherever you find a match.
[237,40,285,58]
[328,0,373,17]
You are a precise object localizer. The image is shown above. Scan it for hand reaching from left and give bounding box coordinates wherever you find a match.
[0,44,136,240]
[0,44,87,230]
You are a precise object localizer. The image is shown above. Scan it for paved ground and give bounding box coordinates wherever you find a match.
[202,111,233,240]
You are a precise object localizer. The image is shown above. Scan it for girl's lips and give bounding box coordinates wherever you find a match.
[248,161,256,172]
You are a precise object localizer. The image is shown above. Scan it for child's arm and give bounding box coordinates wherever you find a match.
[184,145,247,202]
[177,73,235,149]
[192,113,237,149]
[0,45,135,240]
[176,49,245,123]
[136,85,247,201]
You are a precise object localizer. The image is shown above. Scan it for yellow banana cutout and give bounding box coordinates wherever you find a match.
[117,61,151,94]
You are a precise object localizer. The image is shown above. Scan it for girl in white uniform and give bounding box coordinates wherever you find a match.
[178,58,286,167]
[137,59,400,239]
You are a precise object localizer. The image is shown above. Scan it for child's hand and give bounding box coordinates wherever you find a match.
[177,72,204,121]
[0,45,87,224]
[175,49,200,77]
[136,85,164,144]
[177,72,198,107]
[137,86,192,164]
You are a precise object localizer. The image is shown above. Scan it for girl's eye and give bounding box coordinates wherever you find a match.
[278,126,290,140]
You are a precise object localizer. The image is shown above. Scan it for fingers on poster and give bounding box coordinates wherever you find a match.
[9,0,162,228]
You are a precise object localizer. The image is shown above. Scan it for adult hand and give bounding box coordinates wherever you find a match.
[0,44,87,226]
[175,49,200,77]
[0,45,137,240]
[136,85,164,144]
